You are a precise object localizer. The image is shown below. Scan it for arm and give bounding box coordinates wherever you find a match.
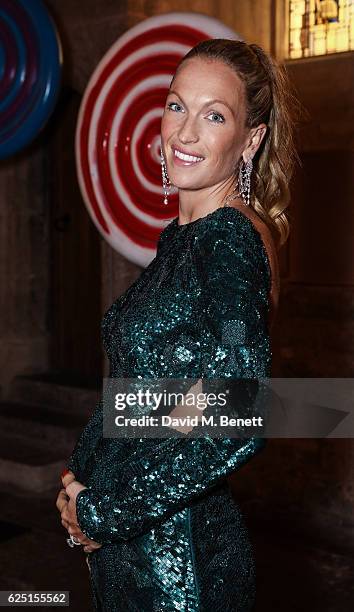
[75,218,270,544]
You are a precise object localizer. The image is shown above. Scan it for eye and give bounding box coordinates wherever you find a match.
[206,111,225,124]
[166,102,225,124]
[166,102,184,113]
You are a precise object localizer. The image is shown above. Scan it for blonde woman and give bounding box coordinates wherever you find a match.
[57,39,299,611]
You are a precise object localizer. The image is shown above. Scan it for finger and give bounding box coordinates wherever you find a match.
[61,470,76,488]
[85,539,101,549]
[56,489,67,511]
[61,507,74,524]
[61,503,79,526]
[65,481,87,501]
[56,490,68,513]
[61,518,69,529]
[67,529,88,544]
[66,523,99,548]
[67,525,83,537]
[78,535,91,545]
[67,525,91,545]
[83,542,101,552]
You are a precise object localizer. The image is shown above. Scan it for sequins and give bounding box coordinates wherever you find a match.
[222,319,247,345]
[66,205,271,611]
[174,345,193,363]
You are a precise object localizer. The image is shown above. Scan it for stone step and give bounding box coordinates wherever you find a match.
[0,401,86,455]
[0,374,99,493]
[0,432,66,493]
[7,373,100,418]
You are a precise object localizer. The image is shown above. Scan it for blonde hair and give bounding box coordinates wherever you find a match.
[171,39,303,249]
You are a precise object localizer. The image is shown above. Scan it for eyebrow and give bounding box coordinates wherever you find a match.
[167,89,235,117]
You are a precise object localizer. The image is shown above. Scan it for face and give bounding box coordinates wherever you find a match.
[160,57,265,192]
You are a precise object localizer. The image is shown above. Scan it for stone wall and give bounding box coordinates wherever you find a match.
[0,138,50,394]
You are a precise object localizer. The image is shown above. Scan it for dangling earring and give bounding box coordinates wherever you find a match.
[160,148,171,206]
[238,157,253,207]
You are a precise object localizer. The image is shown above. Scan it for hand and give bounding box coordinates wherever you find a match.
[55,486,78,530]
[57,468,76,530]
[65,480,103,553]
[55,482,102,553]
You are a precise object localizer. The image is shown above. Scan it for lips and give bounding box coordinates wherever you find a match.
[171,146,205,166]
[172,145,204,158]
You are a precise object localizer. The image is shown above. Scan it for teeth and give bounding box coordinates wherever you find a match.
[173,149,204,163]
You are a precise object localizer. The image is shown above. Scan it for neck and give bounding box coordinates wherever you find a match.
[177,178,240,225]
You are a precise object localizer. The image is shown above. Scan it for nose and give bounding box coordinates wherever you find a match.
[177,115,199,144]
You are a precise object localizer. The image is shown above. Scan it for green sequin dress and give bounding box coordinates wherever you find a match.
[66,205,271,611]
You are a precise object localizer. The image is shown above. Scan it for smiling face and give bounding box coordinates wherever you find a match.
[160,57,251,194]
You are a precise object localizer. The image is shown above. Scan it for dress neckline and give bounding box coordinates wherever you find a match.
[173,205,239,229]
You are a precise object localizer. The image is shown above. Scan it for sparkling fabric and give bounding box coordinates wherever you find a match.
[67,206,272,611]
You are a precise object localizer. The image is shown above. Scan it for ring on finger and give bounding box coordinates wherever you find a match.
[66,534,82,547]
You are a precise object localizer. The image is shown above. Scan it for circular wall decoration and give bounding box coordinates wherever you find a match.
[76,12,241,267]
[0,0,62,159]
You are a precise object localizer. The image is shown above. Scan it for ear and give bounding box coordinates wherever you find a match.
[242,123,268,162]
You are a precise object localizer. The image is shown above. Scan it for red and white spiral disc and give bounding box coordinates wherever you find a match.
[76,12,241,267]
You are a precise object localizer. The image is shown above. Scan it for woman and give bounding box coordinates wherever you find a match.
[56,39,299,611]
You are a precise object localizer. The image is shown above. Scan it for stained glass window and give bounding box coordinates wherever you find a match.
[289,0,354,58]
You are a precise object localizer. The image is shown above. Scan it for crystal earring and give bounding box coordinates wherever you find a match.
[160,148,171,206]
[238,157,253,207]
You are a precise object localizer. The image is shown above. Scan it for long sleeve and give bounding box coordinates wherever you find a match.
[75,215,271,544]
